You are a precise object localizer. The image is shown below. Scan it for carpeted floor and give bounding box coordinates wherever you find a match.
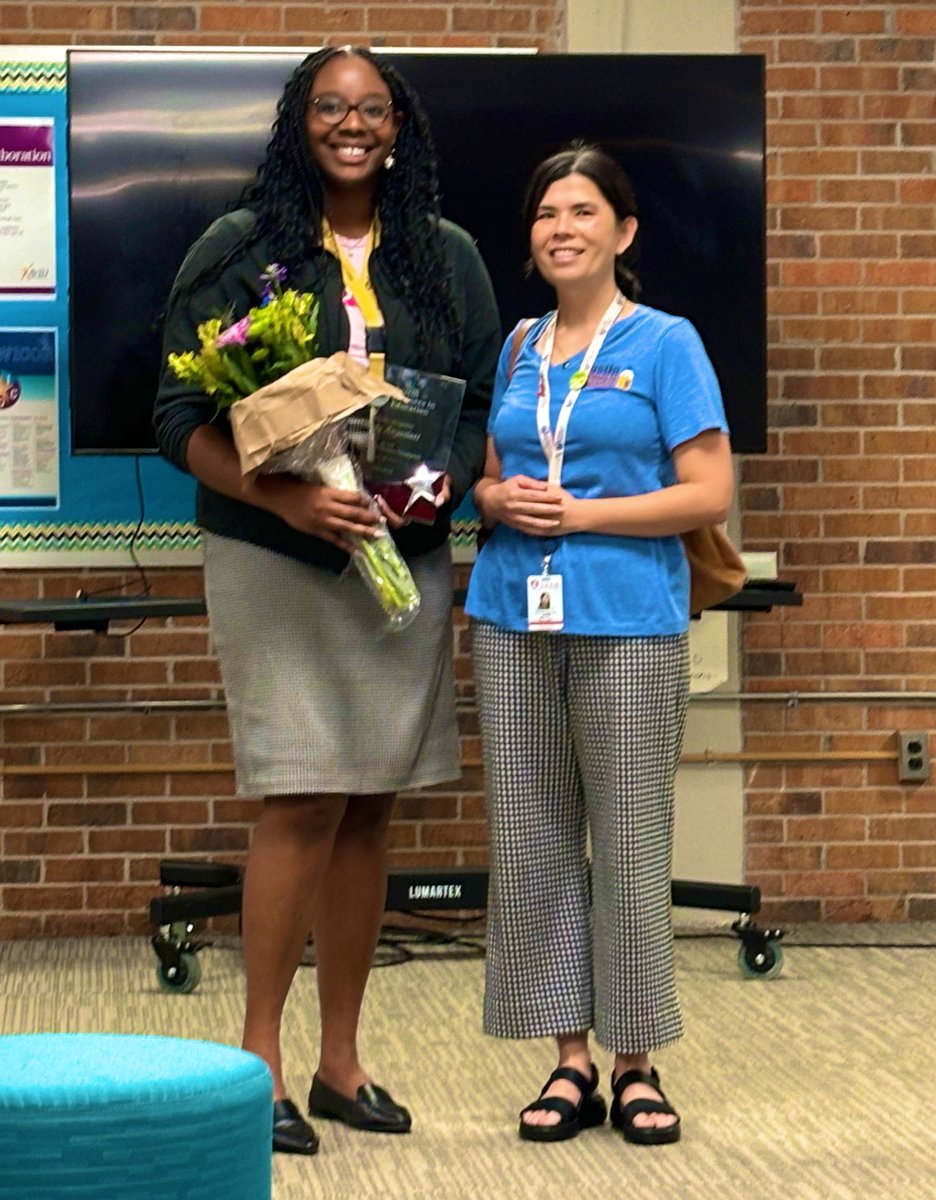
[1,926,934,1200]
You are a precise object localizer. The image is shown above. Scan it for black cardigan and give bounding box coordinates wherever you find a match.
[154,209,501,572]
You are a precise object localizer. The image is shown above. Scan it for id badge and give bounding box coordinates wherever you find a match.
[527,572,564,632]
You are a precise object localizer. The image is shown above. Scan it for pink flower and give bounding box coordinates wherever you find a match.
[216,315,251,348]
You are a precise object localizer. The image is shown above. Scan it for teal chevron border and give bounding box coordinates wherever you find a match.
[0,521,202,555]
[451,517,481,547]
[0,520,478,557]
[0,62,66,92]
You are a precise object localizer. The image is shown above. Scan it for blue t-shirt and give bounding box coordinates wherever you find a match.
[465,305,729,636]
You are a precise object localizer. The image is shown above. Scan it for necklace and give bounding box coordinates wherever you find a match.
[551,323,592,367]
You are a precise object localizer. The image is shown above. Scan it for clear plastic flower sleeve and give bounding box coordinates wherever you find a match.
[267,422,421,633]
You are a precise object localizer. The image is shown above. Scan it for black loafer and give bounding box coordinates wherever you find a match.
[308,1073,412,1134]
[273,1097,320,1155]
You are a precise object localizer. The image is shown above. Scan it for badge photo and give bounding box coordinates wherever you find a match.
[527,572,564,632]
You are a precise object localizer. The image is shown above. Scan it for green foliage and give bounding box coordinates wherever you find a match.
[167,281,320,410]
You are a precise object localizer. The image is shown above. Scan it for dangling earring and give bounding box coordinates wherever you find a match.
[384,149,396,170]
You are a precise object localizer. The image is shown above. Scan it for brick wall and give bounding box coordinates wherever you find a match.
[3,1,936,936]
[0,573,488,939]
[0,1,562,48]
[739,1,936,923]
[0,2,561,937]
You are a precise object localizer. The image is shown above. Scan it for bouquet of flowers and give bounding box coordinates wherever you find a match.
[168,265,421,631]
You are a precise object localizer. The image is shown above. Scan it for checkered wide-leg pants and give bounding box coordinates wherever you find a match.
[471,622,689,1054]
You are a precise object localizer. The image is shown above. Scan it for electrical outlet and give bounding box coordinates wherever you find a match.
[897,731,931,783]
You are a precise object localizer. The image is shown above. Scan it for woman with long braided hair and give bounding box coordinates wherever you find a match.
[155,47,500,1156]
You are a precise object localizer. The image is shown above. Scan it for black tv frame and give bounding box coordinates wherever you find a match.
[67,49,766,455]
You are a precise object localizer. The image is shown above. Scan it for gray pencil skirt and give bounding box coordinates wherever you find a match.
[204,532,460,797]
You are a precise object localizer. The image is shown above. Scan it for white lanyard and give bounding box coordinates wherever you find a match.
[536,292,626,486]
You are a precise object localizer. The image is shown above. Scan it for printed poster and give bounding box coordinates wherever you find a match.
[0,328,58,507]
[0,117,56,297]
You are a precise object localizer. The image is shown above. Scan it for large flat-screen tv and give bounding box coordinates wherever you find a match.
[67,50,766,454]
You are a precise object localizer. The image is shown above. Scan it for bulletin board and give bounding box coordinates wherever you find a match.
[0,50,481,567]
[0,52,204,565]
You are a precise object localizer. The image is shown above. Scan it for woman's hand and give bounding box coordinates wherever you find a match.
[474,439,568,537]
[480,474,566,536]
[184,425,378,553]
[548,483,585,535]
[253,474,379,554]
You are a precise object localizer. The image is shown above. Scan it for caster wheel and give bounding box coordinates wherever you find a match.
[737,939,784,980]
[156,950,202,994]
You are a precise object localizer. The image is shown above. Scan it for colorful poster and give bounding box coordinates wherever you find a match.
[0,117,56,297]
[0,327,58,507]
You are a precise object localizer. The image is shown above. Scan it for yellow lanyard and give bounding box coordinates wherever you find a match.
[321,216,385,380]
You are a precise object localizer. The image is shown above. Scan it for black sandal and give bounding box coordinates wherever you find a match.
[610,1066,681,1145]
[518,1063,607,1143]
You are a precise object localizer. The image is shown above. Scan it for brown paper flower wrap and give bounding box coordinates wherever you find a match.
[228,352,405,478]
[166,265,420,631]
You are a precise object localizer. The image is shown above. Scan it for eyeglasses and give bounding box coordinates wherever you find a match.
[309,93,394,129]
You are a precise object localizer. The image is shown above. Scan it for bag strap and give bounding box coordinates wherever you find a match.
[507,318,536,382]
[476,319,534,554]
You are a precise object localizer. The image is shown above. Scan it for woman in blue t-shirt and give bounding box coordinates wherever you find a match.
[466,143,734,1147]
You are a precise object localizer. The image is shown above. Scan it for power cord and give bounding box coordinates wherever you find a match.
[75,455,152,636]
[293,922,486,971]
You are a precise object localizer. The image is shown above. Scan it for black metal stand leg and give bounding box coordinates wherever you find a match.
[148,861,788,989]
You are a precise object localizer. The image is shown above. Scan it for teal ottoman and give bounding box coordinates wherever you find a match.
[0,1033,272,1200]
